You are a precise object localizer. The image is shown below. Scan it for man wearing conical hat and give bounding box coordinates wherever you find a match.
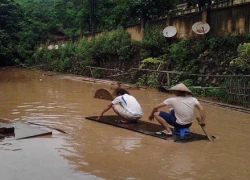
[148,83,206,135]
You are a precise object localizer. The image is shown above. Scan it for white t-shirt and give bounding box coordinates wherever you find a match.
[163,96,200,125]
[112,94,143,117]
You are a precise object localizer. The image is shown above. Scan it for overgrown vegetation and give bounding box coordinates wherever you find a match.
[0,0,177,67]
[30,27,135,76]
[231,42,250,70]
[1,0,250,105]
[29,27,250,96]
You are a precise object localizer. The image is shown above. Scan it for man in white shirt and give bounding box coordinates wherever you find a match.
[97,88,143,123]
[149,83,206,135]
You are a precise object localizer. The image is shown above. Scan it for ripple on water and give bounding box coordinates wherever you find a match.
[111,136,141,152]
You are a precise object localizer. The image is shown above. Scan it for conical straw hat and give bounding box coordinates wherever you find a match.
[169,83,192,94]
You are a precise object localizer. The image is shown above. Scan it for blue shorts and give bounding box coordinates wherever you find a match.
[159,109,192,128]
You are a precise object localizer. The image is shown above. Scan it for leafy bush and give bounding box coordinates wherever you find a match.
[74,27,136,71]
[139,57,165,69]
[75,37,94,67]
[139,25,169,59]
[169,39,190,71]
[29,42,76,72]
[231,43,250,70]
[206,88,228,101]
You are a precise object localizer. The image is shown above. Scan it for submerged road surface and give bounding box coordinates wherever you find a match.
[0,67,249,180]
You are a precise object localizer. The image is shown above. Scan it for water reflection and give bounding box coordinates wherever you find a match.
[167,149,195,178]
[0,137,104,180]
[112,136,142,152]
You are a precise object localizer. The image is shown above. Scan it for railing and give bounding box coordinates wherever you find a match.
[226,77,250,108]
[85,66,250,108]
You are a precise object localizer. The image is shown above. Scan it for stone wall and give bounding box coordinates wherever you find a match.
[124,2,250,41]
[55,2,250,43]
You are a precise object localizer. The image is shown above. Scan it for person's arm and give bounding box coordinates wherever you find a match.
[96,103,113,120]
[148,102,166,121]
[195,103,206,125]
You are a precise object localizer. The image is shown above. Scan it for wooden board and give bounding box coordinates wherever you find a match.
[85,115,208,142]
[0,122,52,140]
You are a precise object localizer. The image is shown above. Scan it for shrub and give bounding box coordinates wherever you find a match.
[140,25,169,59]
[232,43,250,70]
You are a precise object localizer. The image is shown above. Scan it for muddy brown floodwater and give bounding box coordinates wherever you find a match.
[0,67,249,180]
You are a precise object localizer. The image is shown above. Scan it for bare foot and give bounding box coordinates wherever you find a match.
[115,120,137,124]
[156,129,172,136]
[121,120,129,124]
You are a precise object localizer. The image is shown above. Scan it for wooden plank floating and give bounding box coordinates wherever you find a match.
[85,115,208,142]
[0,122,52,140]
[27,122,67,134]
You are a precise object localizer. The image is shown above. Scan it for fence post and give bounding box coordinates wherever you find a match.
[167,72,170,86]
[89,66,95,81]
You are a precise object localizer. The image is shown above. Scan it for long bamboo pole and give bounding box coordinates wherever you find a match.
[86,66,121,71]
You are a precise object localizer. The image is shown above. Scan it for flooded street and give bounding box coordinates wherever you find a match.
[0,67,249,180]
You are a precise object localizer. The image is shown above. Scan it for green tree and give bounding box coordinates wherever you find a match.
[232,43,250,71]
[0,0,23,66]
[128,0,177,22]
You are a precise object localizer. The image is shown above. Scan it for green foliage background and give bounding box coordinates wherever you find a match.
[1,0,177,66]
[1,0,250,103]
